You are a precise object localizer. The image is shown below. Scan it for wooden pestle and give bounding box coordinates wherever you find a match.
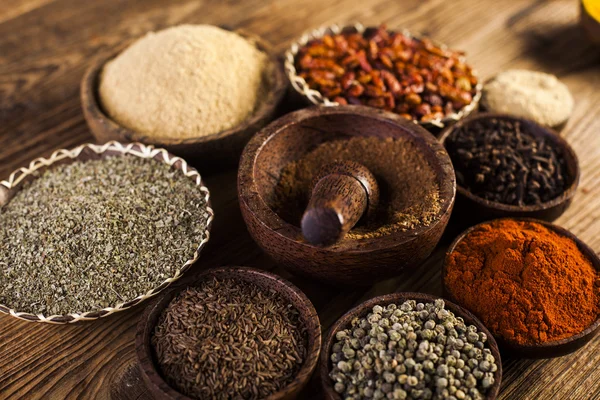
[301,161,380,246]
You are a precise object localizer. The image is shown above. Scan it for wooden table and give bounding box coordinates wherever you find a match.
[1,0,599,399]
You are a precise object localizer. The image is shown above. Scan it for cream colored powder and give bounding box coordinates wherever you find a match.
[482,69,574,128]
[99,25,268,139]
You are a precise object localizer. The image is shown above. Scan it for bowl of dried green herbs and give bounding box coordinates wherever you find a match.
[136,266,321,400]
[0,141,213,323]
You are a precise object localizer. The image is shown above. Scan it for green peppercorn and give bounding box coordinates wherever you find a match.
[407,376,419,386]
[328,300,498,399]
[392,388,407,399]
[338,360,352,373]
[337,331,349,340]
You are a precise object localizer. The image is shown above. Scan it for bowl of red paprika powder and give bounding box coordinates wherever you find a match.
[442,218,600,358]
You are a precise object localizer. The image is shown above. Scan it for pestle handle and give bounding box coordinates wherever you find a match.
[301,161,379,246]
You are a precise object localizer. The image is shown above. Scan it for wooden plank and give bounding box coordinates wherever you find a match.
[0,0,599,399]
[0,0,54,24]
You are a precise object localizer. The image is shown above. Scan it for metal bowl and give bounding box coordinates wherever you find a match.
[284,23,482,131]
[0,141,214,323]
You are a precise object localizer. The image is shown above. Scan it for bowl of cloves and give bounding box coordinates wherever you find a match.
[439,113,580,225]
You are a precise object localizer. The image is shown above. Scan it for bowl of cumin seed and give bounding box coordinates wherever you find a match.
[0,141,213,323]
[136,266,321,400]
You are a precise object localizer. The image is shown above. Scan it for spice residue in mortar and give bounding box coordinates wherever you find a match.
[445,219,600,345]
[329,299,499,399]
[272,136,442,239]
[0,156,210,316]
[445,117,568,206]
[152,277,307,400]
[100,24,269,139]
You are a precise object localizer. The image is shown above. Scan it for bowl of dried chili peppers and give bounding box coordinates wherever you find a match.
[285,23,481,131]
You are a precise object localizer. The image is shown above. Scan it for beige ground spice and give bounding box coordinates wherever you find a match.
[99,24,268,139]
[272,137,442,239]
[482,69,574,128]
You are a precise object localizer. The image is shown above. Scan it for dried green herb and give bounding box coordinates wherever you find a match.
[152,277,307,400]
[329,300,498,400]
[0,156,210,316]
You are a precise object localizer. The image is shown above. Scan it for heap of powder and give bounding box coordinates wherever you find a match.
[445,219,600,345]
[481,69,574,128]
[99,24,269,139]
[272,137,442,239]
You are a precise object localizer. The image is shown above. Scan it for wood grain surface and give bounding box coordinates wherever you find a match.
[0,0,599,399]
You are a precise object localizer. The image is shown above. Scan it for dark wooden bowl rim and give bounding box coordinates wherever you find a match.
[442,217,600,354]
[238,105,456,251]
[319,292,502,400]
[135,266,322,400]
[438,113,580,214]
[82,29,287,147]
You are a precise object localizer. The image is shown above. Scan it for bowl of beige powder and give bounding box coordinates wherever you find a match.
[81,25,287,166]
[480,69,574,131]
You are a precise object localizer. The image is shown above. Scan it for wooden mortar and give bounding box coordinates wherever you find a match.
[238,105,456,286]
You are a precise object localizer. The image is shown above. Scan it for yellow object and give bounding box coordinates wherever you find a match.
[583,0,600,22]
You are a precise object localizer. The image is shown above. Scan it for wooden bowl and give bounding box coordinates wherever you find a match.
[439,113,580,225]
[81,30,288,168]
[238,105,456,286]
[320,292,503,400]
[136,266,322,400]
[0,141,213,324]
[442,218,600,358]
[284,23,482,131]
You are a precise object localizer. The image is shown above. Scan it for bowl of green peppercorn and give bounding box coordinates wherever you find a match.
[320,292,502,400]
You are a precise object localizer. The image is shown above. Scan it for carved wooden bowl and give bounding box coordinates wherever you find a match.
[443,218,600,358]
[439,113,580,225]
[238,105,456,286]
[81,30,287,167]
[136,266,322,400]
[320,292,503,400]
[0,141,213,323]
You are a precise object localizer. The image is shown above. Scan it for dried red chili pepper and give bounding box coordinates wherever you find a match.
[295,25,478,122]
